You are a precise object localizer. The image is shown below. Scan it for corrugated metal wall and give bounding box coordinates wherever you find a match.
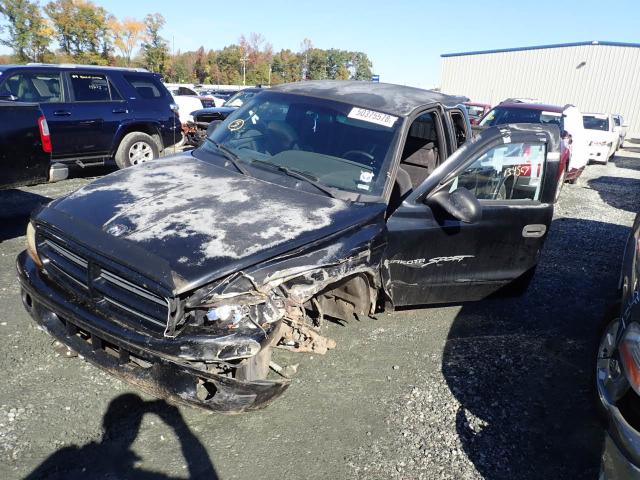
[440,44,640,136]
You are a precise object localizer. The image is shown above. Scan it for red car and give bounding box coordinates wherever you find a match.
[464,102,492,125]
[477,102,584,185]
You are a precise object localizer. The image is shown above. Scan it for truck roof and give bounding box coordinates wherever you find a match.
[497,102,568,113]
[272,80,468,117]
[0,63,149,73]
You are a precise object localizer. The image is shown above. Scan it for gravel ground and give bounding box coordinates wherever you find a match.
[1,144,640,479]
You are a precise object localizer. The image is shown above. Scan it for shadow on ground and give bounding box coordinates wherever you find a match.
[586,176,640,213]
[442,217,629,479]
[0,189,52,242]
[24,394,218,480]
[612,152,640,172]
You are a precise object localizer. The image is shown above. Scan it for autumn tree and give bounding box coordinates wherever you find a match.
[0,0,52,62]
[110,16,145,66]
[44,0,112,64]
[141,13,168,74]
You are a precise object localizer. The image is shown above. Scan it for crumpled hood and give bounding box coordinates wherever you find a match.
[51,155,384,293]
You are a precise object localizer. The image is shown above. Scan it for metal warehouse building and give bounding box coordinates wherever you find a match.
[440,41,640,136]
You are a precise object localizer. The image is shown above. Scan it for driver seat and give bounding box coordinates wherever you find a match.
[266,121,299,154]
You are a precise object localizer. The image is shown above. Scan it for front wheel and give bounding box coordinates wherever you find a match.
[114,132,160,168]
[595,306,629,414]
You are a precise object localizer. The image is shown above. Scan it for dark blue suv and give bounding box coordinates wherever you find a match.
[0,64,180,169]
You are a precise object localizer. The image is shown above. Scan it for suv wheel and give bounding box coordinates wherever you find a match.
[115,132,159,168]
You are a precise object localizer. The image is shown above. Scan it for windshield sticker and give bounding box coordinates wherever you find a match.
[359,171,374,183]
[357,183,371,191]
[228,119,244,131]
[542,111,562,117]
[389,255,474,268]
[348,107,398,128]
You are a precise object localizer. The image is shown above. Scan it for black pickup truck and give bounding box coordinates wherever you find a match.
[0,100,67,189]
[18,81,563,413]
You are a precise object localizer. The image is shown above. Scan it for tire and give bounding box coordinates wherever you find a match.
[594,303,629,420]
[114,132,160,169]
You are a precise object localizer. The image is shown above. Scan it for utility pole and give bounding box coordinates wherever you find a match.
[268,64,272,86]
[242,52,247,86]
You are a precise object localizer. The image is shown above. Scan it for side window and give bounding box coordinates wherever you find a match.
[450,142,546,201]
[123,74,165,99]
[449,111,467,149]
[0,71,62,103]
[109,80,123,101]
[69,73,111,101]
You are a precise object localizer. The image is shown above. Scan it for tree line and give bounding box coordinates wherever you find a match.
[0,0,374,85]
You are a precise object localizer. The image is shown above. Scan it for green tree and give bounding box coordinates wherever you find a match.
[271,49,302,84]
[44,0,112,64]
[351,51,373,80]
[0,0,52,62]
[141,12,168,74]
[307,48,328,80]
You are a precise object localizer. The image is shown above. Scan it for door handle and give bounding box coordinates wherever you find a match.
[53,110,71,116]
[522,224,547,238]
[112,108,128,114]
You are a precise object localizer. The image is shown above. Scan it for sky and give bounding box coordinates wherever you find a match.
[5,0,640,88]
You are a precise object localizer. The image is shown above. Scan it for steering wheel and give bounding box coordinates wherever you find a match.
[342,150,375,163]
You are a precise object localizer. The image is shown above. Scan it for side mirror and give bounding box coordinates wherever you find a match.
[0,93,18,101]
[428,187,482,224]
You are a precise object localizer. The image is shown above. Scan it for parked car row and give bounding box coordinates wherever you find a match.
[465,99,630,186]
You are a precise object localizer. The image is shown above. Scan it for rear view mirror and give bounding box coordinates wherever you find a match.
[428,187,482,224]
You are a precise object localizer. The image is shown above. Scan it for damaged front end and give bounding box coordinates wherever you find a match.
[17,212,385,413]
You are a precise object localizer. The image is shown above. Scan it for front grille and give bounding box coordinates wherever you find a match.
[38,234,169,335]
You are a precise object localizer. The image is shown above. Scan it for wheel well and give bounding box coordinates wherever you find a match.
[117,124,163,152]
[311,272,378,321]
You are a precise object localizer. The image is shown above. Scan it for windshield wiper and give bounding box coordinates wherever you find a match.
[251,159,335,198]
[205,138,250,176]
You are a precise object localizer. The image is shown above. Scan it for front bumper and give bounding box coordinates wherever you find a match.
[588,145,612,162]
[16,251,289,413]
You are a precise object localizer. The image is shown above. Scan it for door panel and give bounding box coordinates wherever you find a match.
[67,72,123,158]
[384,201,553,305]
[383,124,561,307]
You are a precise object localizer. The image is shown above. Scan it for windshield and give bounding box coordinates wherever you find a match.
[479,106,564,131]
[583,115,609,131]
[225,89,260,107]
[196,91,400,197]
